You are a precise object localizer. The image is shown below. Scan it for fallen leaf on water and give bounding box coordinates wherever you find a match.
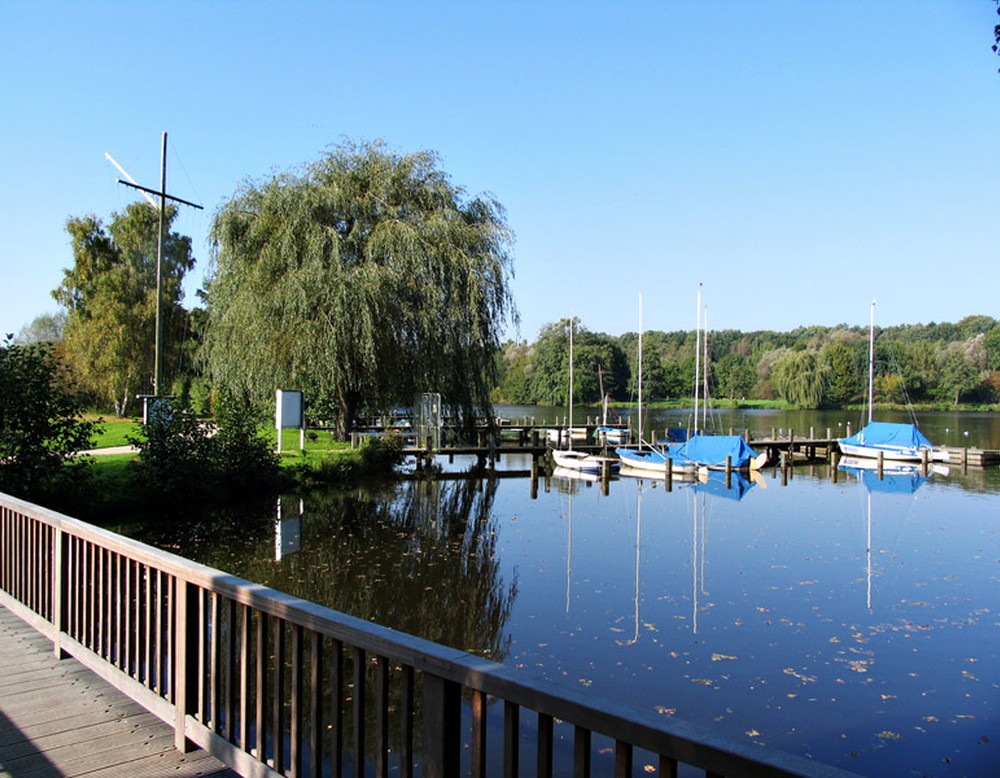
[783,668,817,683]
[880,694,897,701]
[712,653,738,662]
[644,765,657,774]
[875,731,901,741]
[655,706,676,715]
[746,729,761,737]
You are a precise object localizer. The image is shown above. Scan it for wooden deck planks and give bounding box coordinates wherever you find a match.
[0,605,238,778]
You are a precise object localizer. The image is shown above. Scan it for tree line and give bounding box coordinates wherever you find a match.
[495,315,1000,410]
[10,137,998,461]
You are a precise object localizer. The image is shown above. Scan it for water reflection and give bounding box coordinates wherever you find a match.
[116,479,517,663]
[107,449,999,776]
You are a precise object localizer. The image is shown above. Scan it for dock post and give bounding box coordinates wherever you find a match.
[780,452,788,486]
[962,447,968,473]
[665,457,673,492]
[846,421,852,437]
[725,456,732,489]
[921,448,929,475]
[771,426,776,441]
[877,450,884,479]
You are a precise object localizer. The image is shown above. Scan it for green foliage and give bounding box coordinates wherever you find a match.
[202,138,516,440]
[495,315,1000,410]
[767,349,830,408]
[0,336,97,500]
[288,436,405,486]
[129,397,279,499]
[714,353,756,400]
[54,203,195,416]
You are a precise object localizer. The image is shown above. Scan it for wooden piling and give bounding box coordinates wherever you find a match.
[665,457,673,492]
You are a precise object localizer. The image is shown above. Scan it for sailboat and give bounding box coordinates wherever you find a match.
[664,286,767,472]
[595,365,629,445]
[551,318,619,474]
[837,301,949,464]
[614,295,686,475]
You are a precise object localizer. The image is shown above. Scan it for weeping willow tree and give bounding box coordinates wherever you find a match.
[771,349,830,408]
[201,140,517,439]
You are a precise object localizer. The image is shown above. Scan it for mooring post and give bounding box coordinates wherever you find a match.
[921,448,929,475]
[665,457,673,492]
[877,450,884,479]
[725,455,732,489]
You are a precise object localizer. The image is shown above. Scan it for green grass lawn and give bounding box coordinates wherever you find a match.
[85,417,139,449]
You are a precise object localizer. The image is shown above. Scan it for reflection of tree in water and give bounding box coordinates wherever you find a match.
[112,479,516,664]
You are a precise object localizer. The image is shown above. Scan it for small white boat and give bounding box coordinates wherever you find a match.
[551,317,619,474]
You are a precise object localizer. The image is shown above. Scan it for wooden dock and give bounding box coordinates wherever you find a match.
[0,605,237,778]
[396,422,999,471]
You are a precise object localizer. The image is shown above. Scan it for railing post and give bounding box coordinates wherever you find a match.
[174,579,199,752]
[422,673,461,778]
[51,527,68,658]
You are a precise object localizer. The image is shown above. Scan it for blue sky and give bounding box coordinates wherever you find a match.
[2,1,998,343]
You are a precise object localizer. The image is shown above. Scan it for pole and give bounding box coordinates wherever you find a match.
[154,132,167,397]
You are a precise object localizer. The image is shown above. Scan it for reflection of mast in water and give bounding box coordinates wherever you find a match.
[623,480,643,645]
[566,488,573,613]
[866,491,872,612]
[691,492,707,635]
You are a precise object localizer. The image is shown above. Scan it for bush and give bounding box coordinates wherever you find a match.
[0,336,97,500]
[129,396,279,500]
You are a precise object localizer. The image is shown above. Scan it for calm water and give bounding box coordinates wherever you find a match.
[116,408,1000,777]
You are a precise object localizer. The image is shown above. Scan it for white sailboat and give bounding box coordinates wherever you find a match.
[551,317,619,474]
[837,301,949,463]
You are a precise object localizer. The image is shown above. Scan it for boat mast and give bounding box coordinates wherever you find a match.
[702,304,709,430]
[694,283,702,436]
[638,293,644,447]
[568,317,574,450]
[867,299,876,425]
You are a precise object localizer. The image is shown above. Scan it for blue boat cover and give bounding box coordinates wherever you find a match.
[839,422,935,451]
[693,470,754,499]
[838,465,926,494]
[669,434,760,468]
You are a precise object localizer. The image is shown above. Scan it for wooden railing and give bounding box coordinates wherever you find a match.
[0,492,862,778]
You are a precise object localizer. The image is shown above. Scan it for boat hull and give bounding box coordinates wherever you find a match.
[551,448,619,473]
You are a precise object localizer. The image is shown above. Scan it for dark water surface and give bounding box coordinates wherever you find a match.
[115,409,1000,777]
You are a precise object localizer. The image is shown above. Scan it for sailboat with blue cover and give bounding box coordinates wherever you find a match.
[616,287,766,475]
[837,302,949,464]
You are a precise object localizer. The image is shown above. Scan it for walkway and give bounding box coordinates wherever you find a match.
[0,605,237,778]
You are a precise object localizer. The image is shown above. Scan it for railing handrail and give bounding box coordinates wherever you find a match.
[0,490,864,778]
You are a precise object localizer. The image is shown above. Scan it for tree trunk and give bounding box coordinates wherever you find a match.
[335,388,361,441]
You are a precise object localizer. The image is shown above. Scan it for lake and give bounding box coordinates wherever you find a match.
[115,408,1000,777]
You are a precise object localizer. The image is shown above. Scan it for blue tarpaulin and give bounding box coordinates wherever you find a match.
[839,421,935,451]
[668,434,761,468]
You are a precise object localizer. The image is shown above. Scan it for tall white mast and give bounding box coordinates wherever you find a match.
[867,299,876,425]
[694,283,702,435]
[638,293,644,446]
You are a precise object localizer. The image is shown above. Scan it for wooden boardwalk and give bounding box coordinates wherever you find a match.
[0,605,237,778]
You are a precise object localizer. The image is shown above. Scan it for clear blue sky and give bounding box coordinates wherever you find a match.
[2,1,997,343]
